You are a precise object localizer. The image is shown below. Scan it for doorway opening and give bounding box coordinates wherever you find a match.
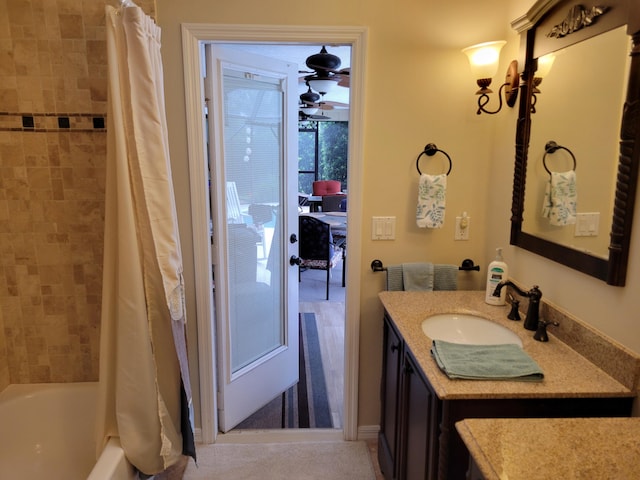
[214,43,350,432]
[181,24,366,443]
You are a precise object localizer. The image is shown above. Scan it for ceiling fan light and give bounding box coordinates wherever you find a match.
[301,107,318,115]
[308,78,338,95]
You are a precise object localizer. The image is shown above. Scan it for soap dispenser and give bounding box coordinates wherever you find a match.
[485,248,508,305]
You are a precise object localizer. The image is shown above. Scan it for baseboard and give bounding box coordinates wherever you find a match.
[214,429,344,444]
[357,424,379,441]
[195,426,379,444]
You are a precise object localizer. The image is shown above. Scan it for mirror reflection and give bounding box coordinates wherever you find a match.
[524,25,630,259]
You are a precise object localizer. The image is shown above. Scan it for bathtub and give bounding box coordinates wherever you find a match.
[0,382,135,480]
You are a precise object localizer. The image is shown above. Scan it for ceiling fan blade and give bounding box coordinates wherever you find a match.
[302,103,334,111]
[299,111,331,120]
[337,75,350,88]
[319,100,348,108]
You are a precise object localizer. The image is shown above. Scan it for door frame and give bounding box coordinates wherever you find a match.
[181,24,367,443]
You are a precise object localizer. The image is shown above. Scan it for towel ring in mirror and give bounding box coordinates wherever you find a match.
[510,0,640,286]
[542,141,577,175]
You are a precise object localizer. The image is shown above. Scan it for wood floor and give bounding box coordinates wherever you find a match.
[299,299,344,427]
[298,261,346,428]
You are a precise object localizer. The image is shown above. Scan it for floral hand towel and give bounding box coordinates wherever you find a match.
[541,170,577,226]
[416,173,446,228]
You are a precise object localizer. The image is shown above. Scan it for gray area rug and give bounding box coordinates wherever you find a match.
[235,313,331,429]
[183,441,376,479]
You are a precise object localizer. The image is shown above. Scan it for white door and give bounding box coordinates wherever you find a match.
[205,45,299,432]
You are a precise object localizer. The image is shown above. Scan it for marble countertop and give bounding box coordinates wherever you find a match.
[456,417,640,479]
[378,290,634,400]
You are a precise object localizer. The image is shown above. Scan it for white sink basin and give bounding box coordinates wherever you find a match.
[421,313,522,347]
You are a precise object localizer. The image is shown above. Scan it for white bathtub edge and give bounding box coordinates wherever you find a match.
[87,437,136,480]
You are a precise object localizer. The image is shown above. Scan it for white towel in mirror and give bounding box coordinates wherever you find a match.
[541,170,577,226]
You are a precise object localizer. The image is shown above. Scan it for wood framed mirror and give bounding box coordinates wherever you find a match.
[510,0,640,286]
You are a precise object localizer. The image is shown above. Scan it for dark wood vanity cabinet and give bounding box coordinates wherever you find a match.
[378,314,440,480]
[378,314,634,480]
[398,350,440,480]
[378,315,402,478]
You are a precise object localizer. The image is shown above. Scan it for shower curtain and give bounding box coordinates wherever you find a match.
[96,3,195,475]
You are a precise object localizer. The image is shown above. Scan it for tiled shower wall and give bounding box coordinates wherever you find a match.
[0,0,156,390]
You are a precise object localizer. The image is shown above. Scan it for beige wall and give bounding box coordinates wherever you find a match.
[157,0,640,431]
[1,0,638,433]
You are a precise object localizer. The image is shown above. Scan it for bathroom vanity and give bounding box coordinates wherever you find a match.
[456,417,640,479]
[377,291,637,480]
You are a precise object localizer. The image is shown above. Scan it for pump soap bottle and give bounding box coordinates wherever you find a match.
[485,248,508,305]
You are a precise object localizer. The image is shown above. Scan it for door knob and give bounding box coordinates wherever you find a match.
[289,255,302,266]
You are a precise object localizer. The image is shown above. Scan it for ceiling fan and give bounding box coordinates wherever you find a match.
[299,85,347,120]
[298,46,350,120]
[299,89,332,120]
[299,46,351,93]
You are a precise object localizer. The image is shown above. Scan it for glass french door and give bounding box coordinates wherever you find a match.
[205,45,299,432]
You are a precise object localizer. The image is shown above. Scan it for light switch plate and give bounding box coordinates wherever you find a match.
[575,212,599,237]
[372,216,396,240]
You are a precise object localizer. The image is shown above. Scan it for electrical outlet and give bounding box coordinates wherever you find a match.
[455,214,470,240]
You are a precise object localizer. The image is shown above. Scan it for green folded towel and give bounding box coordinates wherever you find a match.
[386,265,404,291]
[433,264,458,291]
[431,340,544,382]
[402,262,434,291]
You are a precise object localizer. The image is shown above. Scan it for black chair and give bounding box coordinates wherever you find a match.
[298,215,345,300]
[321,194,347,212]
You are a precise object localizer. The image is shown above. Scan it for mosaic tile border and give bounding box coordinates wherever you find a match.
[0,112,106,133]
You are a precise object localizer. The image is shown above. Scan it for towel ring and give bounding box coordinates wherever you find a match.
[416,143,452,176]
[542,140,576,175]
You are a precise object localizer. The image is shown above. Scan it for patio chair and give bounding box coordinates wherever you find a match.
[312,180,341,196]
[298,215,345,300]
[321,194,347,212]
[248,204,274,259]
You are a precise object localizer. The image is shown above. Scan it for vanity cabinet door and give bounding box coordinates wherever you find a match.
[378,314,403,479]
[399,350,441,480]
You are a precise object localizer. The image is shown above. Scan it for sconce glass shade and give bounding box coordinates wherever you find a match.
[462,40,507,80]
[536,53,556,79]
[307,77,338,95]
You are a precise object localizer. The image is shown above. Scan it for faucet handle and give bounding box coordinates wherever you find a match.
[533,319,559,342]
[507,294,521,321]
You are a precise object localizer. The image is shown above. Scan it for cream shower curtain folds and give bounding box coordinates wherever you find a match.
[97,4,195,475]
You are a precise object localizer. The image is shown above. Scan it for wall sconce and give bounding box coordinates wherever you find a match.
[462,41,519,115]
[531,53,556,113]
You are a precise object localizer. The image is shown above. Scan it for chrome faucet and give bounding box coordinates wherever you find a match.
[492,281,542,331]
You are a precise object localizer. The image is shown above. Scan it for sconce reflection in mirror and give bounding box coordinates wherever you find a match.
[531,53,556,113]
[462,41,519,115]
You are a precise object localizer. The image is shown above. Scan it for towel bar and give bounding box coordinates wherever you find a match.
[371,259,386,272]
[370,258,480,272]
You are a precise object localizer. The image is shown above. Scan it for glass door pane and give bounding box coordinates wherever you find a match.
[223,70,285,373]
